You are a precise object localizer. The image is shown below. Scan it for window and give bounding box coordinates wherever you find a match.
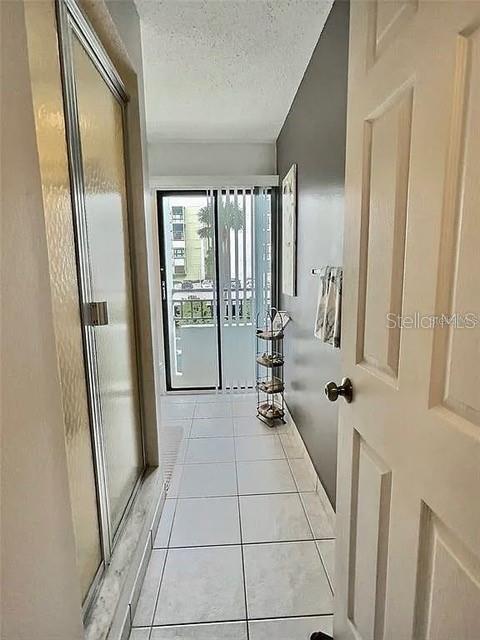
[172,206,185,222]
[172,223,184,240]
[173,248,185,258]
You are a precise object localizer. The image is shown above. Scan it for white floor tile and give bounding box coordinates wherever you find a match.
[178,462,237,498]
[153,546,245,625]
[300,491,335,539]
[234,435,285,461]
[162,403,196,420]
[133,549,167,626]
[159,418,192,437]
[129,628,150,640]
[240,493,312,543]
[289,458,317,492]
[316,539,335,591]
[194,402,232,419]
[154,499,176,548]
[170,497,240,547]
[249,616,333,640]
[279,432,305,459]
[233,416,276,437]
[134,394,335,636]
[243,541,333,618]
[190,417,234,438]
[160,394,197,405]
[237,460,296,495]
[195,393,232,404]
[189,394,232,404]
[232,398,258,417]
[185,437,235,463]
[151,622,247,639]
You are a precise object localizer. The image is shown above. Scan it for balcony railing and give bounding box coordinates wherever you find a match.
[172,291,253,326]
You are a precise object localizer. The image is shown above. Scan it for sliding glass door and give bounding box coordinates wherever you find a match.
[158,189,274,392]
[159,192,220,390]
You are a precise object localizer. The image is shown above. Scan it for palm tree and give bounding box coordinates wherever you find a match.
[197,199,244,279]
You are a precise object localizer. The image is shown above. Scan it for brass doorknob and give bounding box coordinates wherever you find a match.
[325,378,353,403]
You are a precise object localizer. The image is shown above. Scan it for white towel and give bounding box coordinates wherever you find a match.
[314,266,343,348]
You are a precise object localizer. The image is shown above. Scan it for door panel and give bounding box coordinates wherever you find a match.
[414,506,480,640]
[24,0,102,602]
[159,192,220,390]
[72,37,144,535]
[349,434,391,640]
[368,0,418,64]
[337,3,480,639]
[358,86,412,382]
[430,23,480,426]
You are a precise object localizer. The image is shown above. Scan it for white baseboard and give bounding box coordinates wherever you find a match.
[281,405,336,525]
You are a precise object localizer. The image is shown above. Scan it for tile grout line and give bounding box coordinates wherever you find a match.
[233,430,251,640]
[145,611,334,629]
[151,537,336,551]
[157,489,301,499]
[163,489,320,500]
[314,540,334,597]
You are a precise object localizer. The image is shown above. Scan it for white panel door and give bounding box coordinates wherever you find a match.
[335,2,480,639]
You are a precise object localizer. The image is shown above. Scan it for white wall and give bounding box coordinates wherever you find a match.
[149,141,276,177]
[1,2,84,637]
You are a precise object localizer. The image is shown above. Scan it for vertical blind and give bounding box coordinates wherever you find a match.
[207,187,273,391]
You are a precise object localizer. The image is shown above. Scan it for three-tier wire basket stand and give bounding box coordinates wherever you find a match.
[255,308,286,426]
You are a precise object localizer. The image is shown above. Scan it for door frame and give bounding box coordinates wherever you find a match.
[157,190,223,392]
[56,0,146,613]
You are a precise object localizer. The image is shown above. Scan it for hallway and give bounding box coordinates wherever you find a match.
[130,394,335,639]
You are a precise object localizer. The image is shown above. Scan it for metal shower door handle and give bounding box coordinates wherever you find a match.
[84,301,109,327]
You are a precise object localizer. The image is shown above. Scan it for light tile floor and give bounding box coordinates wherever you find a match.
[131,394,335,639]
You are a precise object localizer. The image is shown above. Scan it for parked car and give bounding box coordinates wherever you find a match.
[181,280,194,290]
[202,279,214,289]
[173,281,182,290]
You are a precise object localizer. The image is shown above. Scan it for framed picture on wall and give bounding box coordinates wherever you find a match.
[282,163,297,296]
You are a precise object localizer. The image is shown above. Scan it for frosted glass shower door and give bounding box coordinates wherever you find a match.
[72,37,144,536]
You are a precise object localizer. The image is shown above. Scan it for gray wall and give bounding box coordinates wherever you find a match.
[276,1,349,506]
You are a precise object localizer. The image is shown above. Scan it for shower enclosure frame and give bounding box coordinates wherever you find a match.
[56,0,146,615]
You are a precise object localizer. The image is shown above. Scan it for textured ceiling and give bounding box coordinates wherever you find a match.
[135,0,333,143]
